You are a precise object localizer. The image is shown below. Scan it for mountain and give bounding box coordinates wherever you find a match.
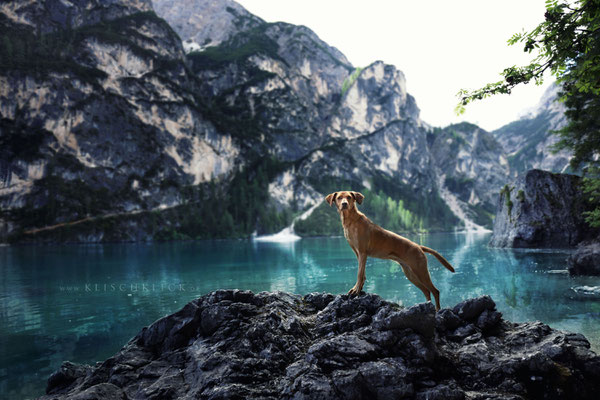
[0,0,556,243]
[150,0,508,233]
[492,84,571,174]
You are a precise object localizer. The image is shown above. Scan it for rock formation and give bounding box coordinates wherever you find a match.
[489,169,595,248]
[40,290,600,400]
[568,241,600,276]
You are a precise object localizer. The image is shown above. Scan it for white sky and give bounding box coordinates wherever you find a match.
[236,0,554,131]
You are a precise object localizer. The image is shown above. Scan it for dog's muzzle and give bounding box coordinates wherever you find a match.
[341,202,348,209]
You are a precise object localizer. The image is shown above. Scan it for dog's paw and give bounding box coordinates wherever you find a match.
[347,287,361,296]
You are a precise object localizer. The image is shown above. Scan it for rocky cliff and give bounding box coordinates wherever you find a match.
[489,169,596,248]
[40,289,600,399]
[0,0,247,242]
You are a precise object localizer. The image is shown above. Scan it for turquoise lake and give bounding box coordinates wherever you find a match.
[1,232,600,399]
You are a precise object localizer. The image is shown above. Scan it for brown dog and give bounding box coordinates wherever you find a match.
[326,190,455,311]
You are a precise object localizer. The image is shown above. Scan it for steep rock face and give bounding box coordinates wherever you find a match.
[40,290,600,400]
[429,122,510,227]
[489,169,595,248]
[493,84,571,174]
[152,0,263,52]
[0,0,243,242]
[186,20,353,161]
[298,61,432,191]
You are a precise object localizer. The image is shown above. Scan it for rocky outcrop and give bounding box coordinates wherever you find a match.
[568,241,600,276]
[40,290,600,400]
[490,169,596,248]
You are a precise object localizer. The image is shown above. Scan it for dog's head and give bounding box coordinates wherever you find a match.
[325,191,364,211]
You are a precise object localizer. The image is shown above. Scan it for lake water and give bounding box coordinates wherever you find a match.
[1,232,600,399]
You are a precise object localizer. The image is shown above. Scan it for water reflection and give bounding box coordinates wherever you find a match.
[1,235,599,399]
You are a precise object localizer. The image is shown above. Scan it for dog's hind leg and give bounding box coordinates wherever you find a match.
[411,256,441,311]
[398,262,432,303]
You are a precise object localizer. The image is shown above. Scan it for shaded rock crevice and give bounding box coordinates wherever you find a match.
[40,290,600,400]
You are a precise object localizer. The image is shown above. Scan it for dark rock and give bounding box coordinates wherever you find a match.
[415,382,465,400]
[447,323,478,342]
[46,361,92,395]
[373,301,436,337]
[568,241,600,275]
[435,308,462,331]
[68,383,126,400]
[490,169,598,248]
[453,295,496,320]
[39,290,600,400]
[476,309,503,332]
[304,292,335,311]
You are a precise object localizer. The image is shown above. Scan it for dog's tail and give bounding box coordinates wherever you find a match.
[421,246,455,272]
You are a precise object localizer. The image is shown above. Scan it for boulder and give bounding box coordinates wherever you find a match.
[490,169,597,248]
[568,241,600,275]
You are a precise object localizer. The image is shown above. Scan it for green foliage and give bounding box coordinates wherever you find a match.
[188,25,282,70]
[466,203,496,227]
[7,157,294,242]
[298,172,459,236]
[500,185,514,218]
[151,157,292,240]
[552,85,600,168]
[582,166,600,227]
[517,189,526,202]
[341,67,363,96]
[294,202,343,236]
[456,0,600,113]
[359,189,425,232]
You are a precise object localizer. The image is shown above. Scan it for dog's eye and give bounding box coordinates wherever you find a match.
[347,196,351,199]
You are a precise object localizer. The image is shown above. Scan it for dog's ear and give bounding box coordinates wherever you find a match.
[325,192,338,206]
[351,192,364,205]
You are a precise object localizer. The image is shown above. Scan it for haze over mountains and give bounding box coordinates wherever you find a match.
[0,0,570,242]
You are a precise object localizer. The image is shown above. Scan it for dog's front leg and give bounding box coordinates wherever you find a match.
[348,253,367,296]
